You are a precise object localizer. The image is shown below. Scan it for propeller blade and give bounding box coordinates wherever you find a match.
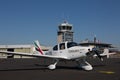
[94,50,103,61]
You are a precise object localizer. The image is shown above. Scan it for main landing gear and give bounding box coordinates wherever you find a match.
[47,59,93,71]
[76,59,93,71]
[48,59,59,70]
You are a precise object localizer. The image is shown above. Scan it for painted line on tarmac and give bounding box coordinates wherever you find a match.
[98,71,115,74]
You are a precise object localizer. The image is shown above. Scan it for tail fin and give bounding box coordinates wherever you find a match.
[34,40,44,55]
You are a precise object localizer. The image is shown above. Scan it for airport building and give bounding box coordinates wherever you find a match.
[80,37,113,48]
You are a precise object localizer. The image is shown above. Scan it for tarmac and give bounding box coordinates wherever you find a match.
[0,58,120,80]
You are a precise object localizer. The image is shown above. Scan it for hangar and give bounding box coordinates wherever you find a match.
[0,44,50,58]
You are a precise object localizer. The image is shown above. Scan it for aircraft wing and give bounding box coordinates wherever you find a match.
[0,51,68,59]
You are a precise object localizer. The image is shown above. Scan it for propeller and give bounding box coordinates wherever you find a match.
[87,48,103,61]
[92,48,103,61]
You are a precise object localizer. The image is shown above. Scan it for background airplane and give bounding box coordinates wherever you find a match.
[0,40,110,71]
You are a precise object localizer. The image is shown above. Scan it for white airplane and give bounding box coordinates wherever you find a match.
[0,40,109,71]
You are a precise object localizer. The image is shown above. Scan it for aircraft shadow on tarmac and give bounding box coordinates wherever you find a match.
[0,66,81,71]
[0,63,106,71]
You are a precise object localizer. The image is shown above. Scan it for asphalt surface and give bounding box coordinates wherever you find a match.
[0,58,120,80]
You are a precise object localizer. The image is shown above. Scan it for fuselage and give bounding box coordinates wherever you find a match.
[47,42,93,60]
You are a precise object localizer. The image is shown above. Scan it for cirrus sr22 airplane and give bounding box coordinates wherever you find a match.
[0,40,110,71]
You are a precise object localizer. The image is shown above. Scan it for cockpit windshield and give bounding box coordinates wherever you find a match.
[67,42,78,48]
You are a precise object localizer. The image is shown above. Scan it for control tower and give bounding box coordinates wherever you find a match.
[57,21,74,43]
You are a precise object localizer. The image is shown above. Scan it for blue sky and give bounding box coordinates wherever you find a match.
[0,0,120,48]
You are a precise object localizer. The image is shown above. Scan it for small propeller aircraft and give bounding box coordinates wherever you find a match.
[0,40,110,71]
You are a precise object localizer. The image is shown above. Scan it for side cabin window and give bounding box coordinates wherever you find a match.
[67,42,78,48]
[60,43,65,50]
[53,45,58,51]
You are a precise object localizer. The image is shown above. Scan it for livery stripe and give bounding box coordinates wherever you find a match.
[34,42,43,55]
[37,48,43,55]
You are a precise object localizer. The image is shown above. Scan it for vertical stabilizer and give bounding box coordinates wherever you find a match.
[34,40,44,55]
